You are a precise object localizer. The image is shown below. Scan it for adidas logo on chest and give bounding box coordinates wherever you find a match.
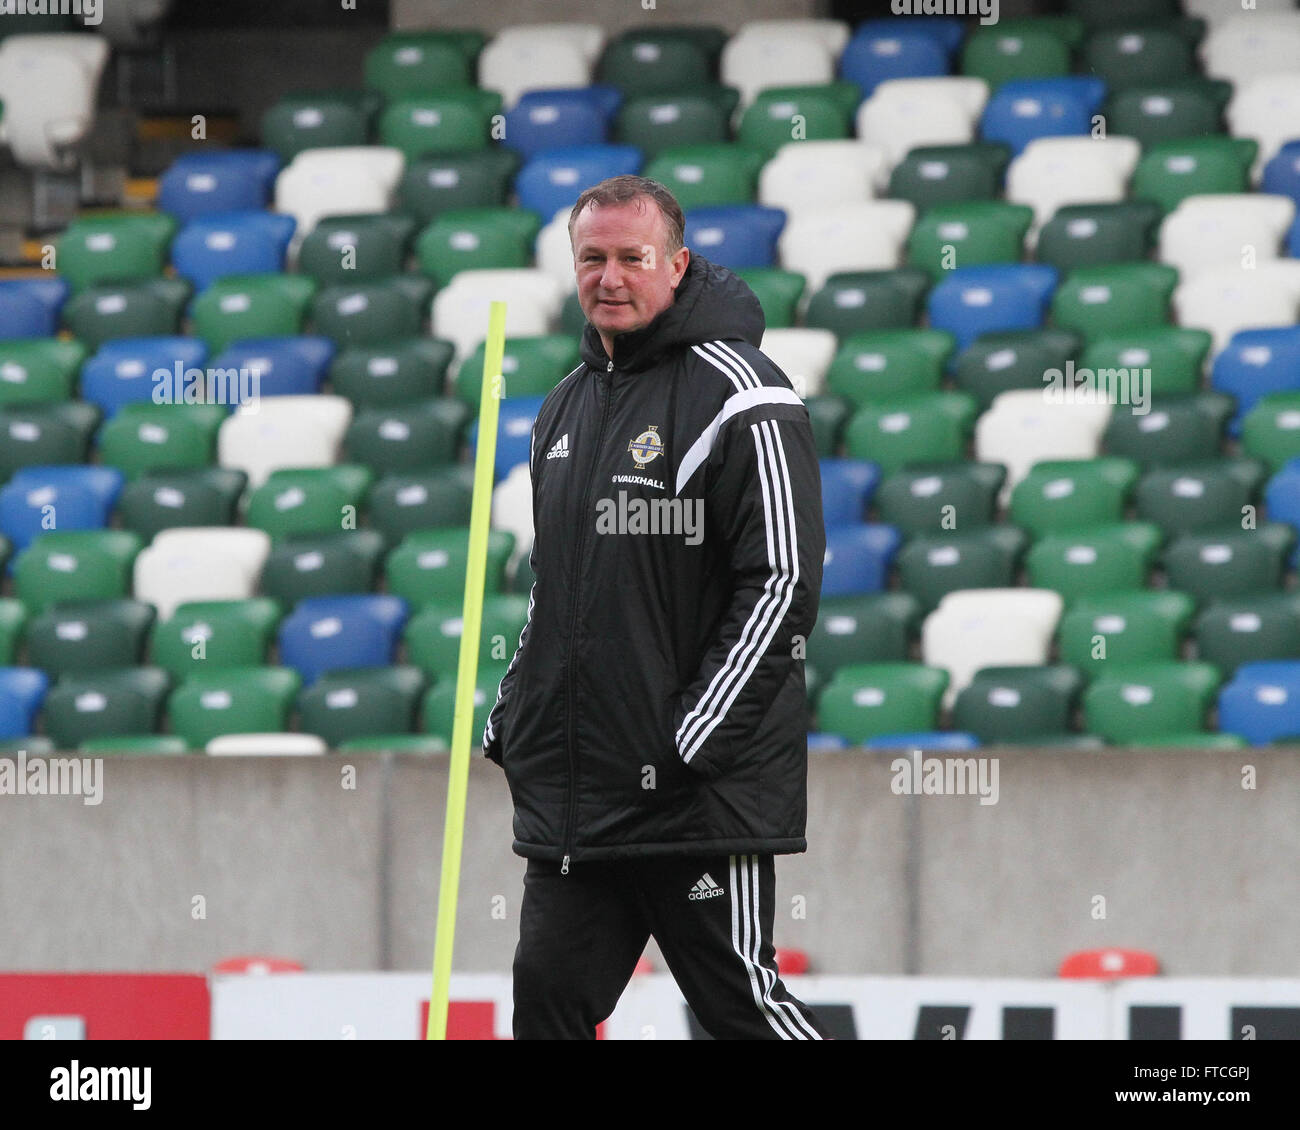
[546,434,570,460]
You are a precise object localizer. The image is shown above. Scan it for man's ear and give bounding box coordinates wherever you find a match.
[669,246,690,291]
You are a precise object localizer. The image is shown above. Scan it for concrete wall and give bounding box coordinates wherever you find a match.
[3,749,1295,977]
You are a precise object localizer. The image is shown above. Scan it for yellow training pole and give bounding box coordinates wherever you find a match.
[427,300,507,1040]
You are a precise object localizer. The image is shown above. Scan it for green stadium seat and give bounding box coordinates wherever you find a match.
[166,666,300,748]
[42,666,171,749]
[24,599,156,677]
[806,593,921,688]
[404,594,530,681]
[906,201,1034,278]
[827,330,957,407]
[887,143,1012,212]
[844,392,978,474]
[0,402,99,481]
[367,468,475,546]
[384,527,513,605]
[896,526,1029,612]
[456,334,580,410]
[343,400,469,472]
[310,276,432,348]
[260,90,380,162]
[1008,457,1140,536]
[1131,137,1257,214]
[1081,25,1197,91]
[952,328,1081,409]
[1082,661,1220,744]
[0,598,26,664]
[149,598,283,679]
[78,735,191,754]
[14,530,143,615]
[190,274,316,352]
[364,32,474,97]
[0,339,87,408]
[805,394,851,457]
[379,89,502,159]
[598,32,717,95]
[0,737,53,756]
[1102,392,1233,467]
[297,214,418,285]
[560,290,585,336]
[952,665,1084,742]
[816,662,948,744]
[1078,326,1211,401]
[738,84,855,156]
[1161,524,1295,600]
[1050,262,1179,342]
[1025,522,1163,600]
[615,90,736,156]
[96,402,226,479]
[1057,589,1196,678]
[1102,80,1232,148]
[1242,393,1300,472]
[297,665,425,747]
[1194,593,1300,674]
[260,530,386,604]
[1134,459,1266,535]
[244,465,374,541]
[804,269,931,337]
[397,150,521,223]
[57,212,177,293]
[961,23,1072,88]
[734,269,806,330]
[643,143,764,210]
[337,733,448,754]
[115,468,247,542]
[421,662,509,745]
[328,338,455,408]
[1035,201,1163,273]
[414,207,541,288]
[62,279,190,350]
[873,462,1005,535]
[1127,732,1247,750]
[1066,0,1179,25]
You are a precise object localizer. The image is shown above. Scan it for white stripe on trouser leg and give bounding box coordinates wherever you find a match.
[730,854,789,1038]
[749,856,822,1040]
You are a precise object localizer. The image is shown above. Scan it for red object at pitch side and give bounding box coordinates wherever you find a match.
[1058,948,1161,979]
[212,955,305,974]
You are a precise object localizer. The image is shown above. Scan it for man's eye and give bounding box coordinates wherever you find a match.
[625,256,642,264]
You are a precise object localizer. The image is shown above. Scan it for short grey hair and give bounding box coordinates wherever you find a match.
[567,175,686,255]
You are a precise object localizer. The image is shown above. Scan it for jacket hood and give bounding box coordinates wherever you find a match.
[578,254,766,373]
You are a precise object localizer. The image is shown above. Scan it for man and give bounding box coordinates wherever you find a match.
[483,175,827,1040]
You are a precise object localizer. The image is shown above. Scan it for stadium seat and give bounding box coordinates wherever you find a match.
[157,150,282,222]
[952,665,1084,743]
[819,458,880,528]
[1102,79,1232,149]
[24,599,155,677]
[384,527,514,605]
[368,470,476,546]
[405,594,531,681]
[492,465,534,583]
[0,338,85,406]
[170,212,297,290]
[298,664,426,747]
[1081,25,1197,92]
[149,597,283,679]
[244,465,374,541]
[643,144,765,212]
[1131,137,1257,214]
[1057,590,1196,678]
[58,212,177,293]
[873,462,1004,535]
[1175,262,1300,356]
[979,77,1107,156]
[896,526,1029,612]
[977,389,1112,501]
[431,270,563,360]
[1212,326,1300,437]
[1024,522,1163,601]
[217,395,353,489]
[133,527,270,619]
[167,666,300,748]
[503,87,619,159]
[1009,457,1138,537]
[329,339,454,408]
[344,400,468,472]
[479,24,599,108]
[61,279,191,350]
[927,263,1058,352]
[803,269,929,338]
[414,207,541,288]
[1082,661,1220,744]
[260,530,386,605]
[468,395,544,483]
[13,530,142,614]
[737,84,857,157]
[759,329,836,399]
[205,733,327,755]
[678,204,782,270]
[1266,458,1300,561]
[827,329,954,406]
[721,28,836,106]
[816,663,947,744]
[396,150,521,223]
[1161,524,1295,600]
[115,469,247,542]
[273,146,405,240]
[1194,593,1300,675]
[0,465,123,554]
[887,142,1010,212]
[363,31,475,97]
[1079,326,1211,401]
[806,592,921,684]
[260,91,379,162]
[1135,459,1266,535]
[1201,12,1300,87]
[0,278,68,340]
[378,88,502,162]
[819,524,902,597]
[98,403,227,480]
[951,328,1081,409]
[277,594,409,685]
[615,90,735,157]
[1102,391,1233,468]
[1050,263,1178,344]
[336,734,447,755]
[0,667,48,740]
[456,334,579,411]
[422,662,510,746]
[80,336,208,419]
[77,734,190,755]
[961,22,1072,88]
[806,395,850,458]
[0,33,108,169]
[844,391,977,474]
[1006,138,1141,235]
[515,144,642,219]
[905,200,1033,278]
[778,201,915,291]
[41,666,171,749]
[838,25,949,99]
[865,731,980,751]
[1158,194,1294,277]
[597,30,717,96]
[209,336,335,400]
[189,273,316,352]
[1262,140,1300,210]
[297,213,416,285]
[310,276,433,348]
[0,402,99,482]
[857,78,988,169]
[1243,393,1300,472]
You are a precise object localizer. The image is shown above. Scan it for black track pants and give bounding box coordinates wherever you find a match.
[512,852,827,1040]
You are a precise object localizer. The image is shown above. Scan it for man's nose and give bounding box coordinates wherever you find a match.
[600,259,625,290]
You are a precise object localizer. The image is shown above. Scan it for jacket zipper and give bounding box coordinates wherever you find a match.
[561,358,615,875]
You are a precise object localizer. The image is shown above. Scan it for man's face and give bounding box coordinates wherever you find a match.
[571,199,689,349]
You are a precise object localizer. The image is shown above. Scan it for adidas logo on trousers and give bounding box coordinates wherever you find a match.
[689,873,724,900]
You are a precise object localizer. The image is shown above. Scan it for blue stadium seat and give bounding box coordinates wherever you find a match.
[820,458,881,528]
[504,87,621,159]
[277,594,410,685]
[839,25,950,98]
[81,337,209,418]
[0,466,125,553]
[980,77,1107,156]
[684,205,786,269]
[0,279,69,339]
[927,263,1058,351]
[157,150,282,222]
[1218,661,1300,745]
[1265,460,1300,566]
[878,16,966,56]
[821,523,902,596]
[209,336,336,398]
[1261,140,1300,211]
[865,731,981,750]
[468,394,545,483]
[806,732,849,752]
[0,667,49,740]
[516,144,643,218]
[171,212,297,290]
[1211,326,1300,437]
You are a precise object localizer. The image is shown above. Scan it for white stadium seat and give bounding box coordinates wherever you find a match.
[1158,194,1295,274]
[274,147,404,244]
[1185,0,1298,22]
[490,23,605,63]
[759,328,837,399]
[759,141,888,213]
[206,733,328,756]
[1226,75,1300,179]
[856,77,989,170]
[432,269,563,360]
[779,201,916,292]
[1201,14,1300,85]
[217,395,353,490]
[1173,261,1300,354]
[479,27,596,109]
[1006,137,1141,234]
[0,34,109,170]
[534,207,577,293]
[721,30,835,107]
[135,528,271,619]
[922,588,1064,707]
[493,462,534,580]
[735,19,851,58]
[975,390,1112,504]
